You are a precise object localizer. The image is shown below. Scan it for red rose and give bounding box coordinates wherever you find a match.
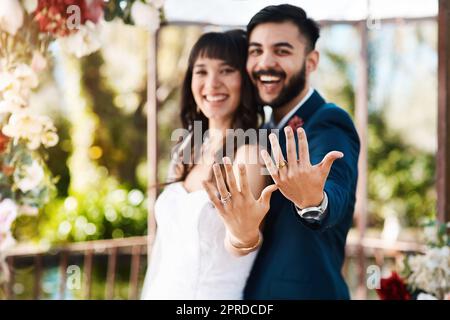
[287,115,304,131]
[34,0,104,36]
[376,272,411,300]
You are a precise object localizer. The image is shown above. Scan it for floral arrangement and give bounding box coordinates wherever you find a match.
[377,220,450,300]
[0,0,164,283]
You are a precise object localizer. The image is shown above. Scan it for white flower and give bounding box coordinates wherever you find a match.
[16,160,45,193]
[131,1,161,32]
[0,0,24,35]
[3,89,29,107]
[0,71,16,92]
[417,293,438,300]
[424,224,439,244]
[41,130,59,148]
[147,0,165,9]
[0,64,39,117]
[407,247,450,299]
[58,21,102,58]
[3,113,42,143]
[0,98,26,115]
[0,199,18,233]
[22,0,38,14]
[13,64,39,89]
[2,113,58,150]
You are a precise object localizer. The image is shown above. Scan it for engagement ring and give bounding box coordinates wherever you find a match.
[220,192,232,204]
[277,160,288,169]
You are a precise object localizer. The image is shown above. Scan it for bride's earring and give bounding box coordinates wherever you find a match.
[196,106,201,113]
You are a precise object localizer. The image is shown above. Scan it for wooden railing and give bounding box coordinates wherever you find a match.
[2,235,424,300]
[3,236,148,300]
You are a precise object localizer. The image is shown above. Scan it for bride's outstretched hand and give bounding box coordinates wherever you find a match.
[202,157,277,246]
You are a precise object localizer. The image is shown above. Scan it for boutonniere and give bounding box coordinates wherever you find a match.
[287,115,304,130]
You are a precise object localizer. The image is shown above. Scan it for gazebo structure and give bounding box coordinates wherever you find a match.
[144,0,448,299]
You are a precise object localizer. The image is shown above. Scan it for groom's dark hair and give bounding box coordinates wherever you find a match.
[247,4,320,52]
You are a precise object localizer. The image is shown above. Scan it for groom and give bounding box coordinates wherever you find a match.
[242,5,360,299]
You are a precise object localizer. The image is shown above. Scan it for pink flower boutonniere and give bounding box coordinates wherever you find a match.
[287,115,304,131]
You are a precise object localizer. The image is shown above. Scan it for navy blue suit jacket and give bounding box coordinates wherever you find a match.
[244,90,360,300]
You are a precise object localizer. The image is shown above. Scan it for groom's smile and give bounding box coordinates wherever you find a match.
[252,68,286,97]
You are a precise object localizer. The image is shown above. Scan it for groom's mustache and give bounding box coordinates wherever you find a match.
[251,69,286,80]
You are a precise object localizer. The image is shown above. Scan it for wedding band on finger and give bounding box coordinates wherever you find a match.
[220,192,232,204]
[277,160,288,169]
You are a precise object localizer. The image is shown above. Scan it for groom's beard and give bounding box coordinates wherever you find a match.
[254,63,307,110]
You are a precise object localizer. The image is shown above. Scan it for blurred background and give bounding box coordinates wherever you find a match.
[3,0,444,300]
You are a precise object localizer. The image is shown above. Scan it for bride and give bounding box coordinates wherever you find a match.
[141,30,277,300]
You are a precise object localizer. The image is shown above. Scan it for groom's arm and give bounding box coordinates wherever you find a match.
[292,106,360,230]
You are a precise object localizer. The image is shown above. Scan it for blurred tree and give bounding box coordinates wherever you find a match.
[318,23,436,228]
[81,52,147,188]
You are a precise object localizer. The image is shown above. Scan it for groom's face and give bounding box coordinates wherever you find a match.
[247,22,313,109]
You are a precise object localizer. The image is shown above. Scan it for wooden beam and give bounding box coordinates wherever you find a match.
[58,251,68,300]
[354,21,369,300]
[105,247,117,300]
[33,255,42,299]
[147,31,159,260]
[83,249,93,300]
[437,0,450,223]
[128,245,142,300]
[166,16,437,28]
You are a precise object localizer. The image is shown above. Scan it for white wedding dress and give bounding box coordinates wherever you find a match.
[140,182,258,300]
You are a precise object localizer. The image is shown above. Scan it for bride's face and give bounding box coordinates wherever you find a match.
[191,57,242,123]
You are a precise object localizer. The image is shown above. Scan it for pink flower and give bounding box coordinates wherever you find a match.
[31,51,47,72]
[287,115,304,131]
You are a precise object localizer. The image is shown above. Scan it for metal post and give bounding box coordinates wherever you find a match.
[354,21,369,299]
[147,30,159,260]
[437,0,450,223]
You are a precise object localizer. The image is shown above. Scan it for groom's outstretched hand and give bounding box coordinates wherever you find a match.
[261,126,343,209]
[202,157,277,254]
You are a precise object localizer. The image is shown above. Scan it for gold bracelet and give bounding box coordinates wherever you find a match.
[225,231,263,256]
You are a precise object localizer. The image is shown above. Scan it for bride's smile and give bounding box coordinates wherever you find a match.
[192,57,241,121]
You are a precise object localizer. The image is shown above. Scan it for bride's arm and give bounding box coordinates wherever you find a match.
[233,144,267,200]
